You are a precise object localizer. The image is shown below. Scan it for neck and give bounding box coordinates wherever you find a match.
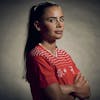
[40,40,57,52]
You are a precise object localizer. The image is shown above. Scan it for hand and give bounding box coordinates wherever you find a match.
[73,73,90,99]
[74,73,88,89]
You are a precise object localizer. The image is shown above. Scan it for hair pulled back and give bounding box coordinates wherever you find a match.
[24,2,59,81]
[24,2,59,58]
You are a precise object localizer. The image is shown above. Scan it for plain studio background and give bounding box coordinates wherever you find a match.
[0,0,100,100]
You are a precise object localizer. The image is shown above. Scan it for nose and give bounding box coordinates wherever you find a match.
[56,19,64,28]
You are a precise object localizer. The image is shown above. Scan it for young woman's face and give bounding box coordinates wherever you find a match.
[39,6,64,42]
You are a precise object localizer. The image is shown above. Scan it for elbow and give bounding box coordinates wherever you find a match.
[84,87,91,99]
[79,88,91,100]
[74,85,91,100]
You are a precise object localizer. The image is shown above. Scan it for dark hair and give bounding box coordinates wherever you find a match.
[24,2,59,59]
[24,2,59,81]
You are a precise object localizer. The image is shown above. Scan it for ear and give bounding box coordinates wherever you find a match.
[34,21,41,31]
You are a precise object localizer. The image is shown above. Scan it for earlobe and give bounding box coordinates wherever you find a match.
[34,21,41,31]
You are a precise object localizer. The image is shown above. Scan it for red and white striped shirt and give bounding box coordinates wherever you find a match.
[26,43,80,100]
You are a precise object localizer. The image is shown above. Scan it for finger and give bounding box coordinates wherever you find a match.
[81,79,87,86]
[84,80,89,85]
[78,74,84,82]
[75,73,81,83]
[79,75,87,86]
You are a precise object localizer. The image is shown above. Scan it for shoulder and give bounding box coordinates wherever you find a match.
[28,45,48,63]
[30,44,52,57]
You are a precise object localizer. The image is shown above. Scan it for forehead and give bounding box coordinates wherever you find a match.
[42,6,64,18]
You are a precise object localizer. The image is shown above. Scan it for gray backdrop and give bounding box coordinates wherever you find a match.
[0,0,100,100]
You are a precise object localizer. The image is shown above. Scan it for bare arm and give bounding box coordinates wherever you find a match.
[59,73,91,100]
[73,73,91,99]
[60,85,75,94]
[43,83,75,100]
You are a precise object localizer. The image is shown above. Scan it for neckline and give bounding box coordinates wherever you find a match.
[38,43,58,57]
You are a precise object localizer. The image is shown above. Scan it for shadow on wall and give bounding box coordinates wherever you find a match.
[0,0,100,100]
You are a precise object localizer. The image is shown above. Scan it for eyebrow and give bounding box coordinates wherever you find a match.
[46,16,64,19]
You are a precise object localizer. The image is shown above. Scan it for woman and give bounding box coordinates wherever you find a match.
[24,2,90,100]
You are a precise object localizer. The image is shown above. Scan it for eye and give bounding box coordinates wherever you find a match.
[47,18,57,23]
[60,17,64,22]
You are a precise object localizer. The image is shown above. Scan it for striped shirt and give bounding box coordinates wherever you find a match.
[26,43,80,100]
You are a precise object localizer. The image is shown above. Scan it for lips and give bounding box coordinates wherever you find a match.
[55,30,63,34]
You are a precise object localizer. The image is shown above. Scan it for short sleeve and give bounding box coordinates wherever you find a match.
[30,55,58,88]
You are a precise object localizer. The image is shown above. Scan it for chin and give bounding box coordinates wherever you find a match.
[56,36,63,39]
[56,35,63,39]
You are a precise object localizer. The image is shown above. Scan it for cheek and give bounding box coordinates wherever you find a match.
[42,24,55,32]
[61,22,64,28]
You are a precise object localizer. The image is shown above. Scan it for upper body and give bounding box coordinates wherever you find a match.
[25,2,91,100]
[26,43,79,100]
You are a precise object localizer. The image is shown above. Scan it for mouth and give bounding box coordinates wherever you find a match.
[54,30,63,34]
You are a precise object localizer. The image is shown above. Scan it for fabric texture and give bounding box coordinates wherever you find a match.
[26,44,80,100]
